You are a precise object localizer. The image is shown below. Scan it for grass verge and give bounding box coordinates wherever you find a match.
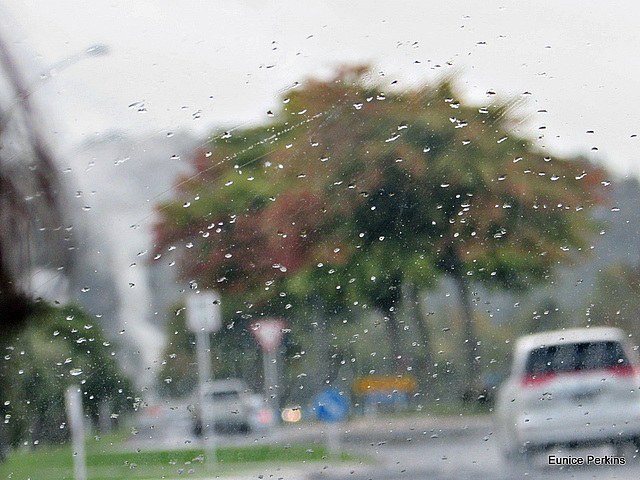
[0,440,353,480]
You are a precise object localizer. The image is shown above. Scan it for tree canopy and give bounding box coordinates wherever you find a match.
[154,66,605,389]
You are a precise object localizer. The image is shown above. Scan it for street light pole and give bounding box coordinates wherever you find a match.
[0,35,110,328]
[0,43,110,135]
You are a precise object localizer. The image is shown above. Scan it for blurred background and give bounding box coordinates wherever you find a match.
[1,1,640,479]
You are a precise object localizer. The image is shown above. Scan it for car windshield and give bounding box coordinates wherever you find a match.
[2,2,640,480]
[525,341,630,375]
[210,391,240,400]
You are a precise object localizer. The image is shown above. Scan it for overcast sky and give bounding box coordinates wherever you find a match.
[2,0,639,178]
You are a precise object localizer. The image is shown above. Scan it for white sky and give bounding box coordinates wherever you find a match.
[3,0,639,177]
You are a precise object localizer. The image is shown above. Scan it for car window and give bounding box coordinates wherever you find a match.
[210,391,240,400]
[526,341,629,374]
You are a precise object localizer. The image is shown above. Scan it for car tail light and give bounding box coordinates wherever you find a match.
[607,364,638,377]
[520,372,557,387]
[521,365,638,387]
[256,408,273,424]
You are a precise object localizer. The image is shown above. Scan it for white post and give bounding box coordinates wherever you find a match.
[186,291,222,469]
[252,319,285,424]
[65,386,87,480]
[326,423,342,457]
[263,349,279,421]
[196,329,216,466]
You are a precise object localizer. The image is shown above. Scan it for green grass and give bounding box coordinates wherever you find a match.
[0,440,352,480]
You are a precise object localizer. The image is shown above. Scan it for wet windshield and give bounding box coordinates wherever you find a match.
[2,2,640,480]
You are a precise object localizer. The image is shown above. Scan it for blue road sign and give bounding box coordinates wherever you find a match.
[315,388,349,423]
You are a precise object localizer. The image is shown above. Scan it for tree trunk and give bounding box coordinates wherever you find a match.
[310,296,330,396]
[451,269,480,400]
[406,283,433,391]
[374,273,407,374]
[442,244,480,400]
[384,307,406,373]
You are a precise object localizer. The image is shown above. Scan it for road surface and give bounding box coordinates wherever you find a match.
[307,421,640,480]
[130,409,640,479]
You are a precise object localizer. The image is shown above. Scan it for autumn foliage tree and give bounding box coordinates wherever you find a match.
[154,66,604,393]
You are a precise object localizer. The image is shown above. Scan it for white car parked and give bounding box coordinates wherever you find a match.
[199,379,273,434]
[495,327,640,461]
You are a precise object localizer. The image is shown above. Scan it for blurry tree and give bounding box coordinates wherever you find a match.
[0,30,67,329]
[589,263,640,338]
[154,66,604,396]
[0,303,133,448]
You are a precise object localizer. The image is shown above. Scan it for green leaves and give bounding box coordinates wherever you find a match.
[154,64,604,343]
[0,304,132,446]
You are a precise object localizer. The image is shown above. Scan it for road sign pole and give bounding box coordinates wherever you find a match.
[263,348,279,421]
[196,329,216,467]
[315,388,349,458]
[65,386,87,480]
[326,422,342,457]
[186,291,222,469]
[251,319,286,424]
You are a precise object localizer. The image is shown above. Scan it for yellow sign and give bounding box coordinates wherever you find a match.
[353,375,417,395]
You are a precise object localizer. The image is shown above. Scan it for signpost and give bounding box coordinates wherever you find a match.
[186,290,221,467]
[251,319,286,423]
[65,386,87,480]
[186,291,221,334]
[314,388,349,456]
